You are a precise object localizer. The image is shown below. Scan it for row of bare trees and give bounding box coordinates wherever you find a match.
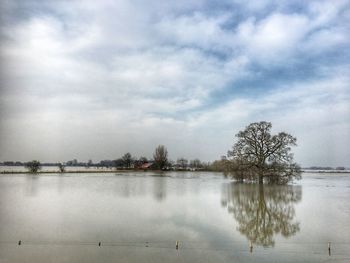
[23,144,208,173]
[115,146,207,170]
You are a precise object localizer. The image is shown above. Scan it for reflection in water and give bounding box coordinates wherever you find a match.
[153,177,167,201]
[22,174,171,201]
[25,175,39,196]
[57,175,65,194]
[221,183,302,247]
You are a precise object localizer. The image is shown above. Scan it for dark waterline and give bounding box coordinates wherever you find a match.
[0,172,349,262]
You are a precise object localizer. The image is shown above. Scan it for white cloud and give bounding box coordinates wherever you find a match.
[156,12,234,51]
[236,14,310,62]
[1,15,250,115]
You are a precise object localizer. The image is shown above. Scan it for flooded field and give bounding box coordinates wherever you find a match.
[0,172,349,262]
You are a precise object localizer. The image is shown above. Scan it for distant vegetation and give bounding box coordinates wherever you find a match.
[58,163,65,173]
[2,144,210,172]
[153,145,168,170]
[121,153,133,168]
[25,160,41,173]
[306,166,346,170]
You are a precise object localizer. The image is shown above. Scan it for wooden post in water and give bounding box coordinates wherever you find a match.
[176,241,179,250]
[98,242,101,247]
[18,240,21,246]
[249,241,253,253]
[328,242,331,256]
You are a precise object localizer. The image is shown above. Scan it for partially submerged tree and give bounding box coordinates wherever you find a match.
[25,160,41,173]
[58,163,65,173]
[228,121,301,184]
[153,145,168,170]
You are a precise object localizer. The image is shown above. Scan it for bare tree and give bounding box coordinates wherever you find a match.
[58,163,65,173]
[189,159,202,169]
[25,160,41,173]
[122,153,134,168]
[87,159,93,168]
[228,121,301,184]
[153,145,168,170]
[177,158,188,169]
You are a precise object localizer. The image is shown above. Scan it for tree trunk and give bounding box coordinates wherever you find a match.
[259,183,264,200]
[258,170,264,184]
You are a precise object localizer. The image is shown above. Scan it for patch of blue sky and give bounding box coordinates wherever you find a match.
[208,64,317,99]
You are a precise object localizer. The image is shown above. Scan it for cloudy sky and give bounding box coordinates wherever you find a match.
[0,0,349,166]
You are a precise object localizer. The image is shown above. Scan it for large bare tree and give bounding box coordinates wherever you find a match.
[228,121,301,184]
[153,145,168,170]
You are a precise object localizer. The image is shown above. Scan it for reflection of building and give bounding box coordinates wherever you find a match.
[221,183,302,247]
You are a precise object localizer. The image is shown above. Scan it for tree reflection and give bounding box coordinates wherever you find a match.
[153,177,167,201]
[221,183,302,246]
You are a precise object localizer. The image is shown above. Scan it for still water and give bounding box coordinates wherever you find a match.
[0,172,349,262]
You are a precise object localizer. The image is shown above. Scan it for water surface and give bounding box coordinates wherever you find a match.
[0,172,349,262]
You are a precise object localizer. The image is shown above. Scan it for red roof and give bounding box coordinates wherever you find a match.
[140,163,153,169]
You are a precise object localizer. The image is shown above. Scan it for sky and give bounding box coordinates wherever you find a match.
[0,0,349,167]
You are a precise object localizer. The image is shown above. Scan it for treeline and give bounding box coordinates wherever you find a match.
[1,161,60,166]
[1,145,218,172]
[208,160,349,172]
[0,158,211,170]
[305,166,347,170]
[61,155,210,170]
[0,158,216,171]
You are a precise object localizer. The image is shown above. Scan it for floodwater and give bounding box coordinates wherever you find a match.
[0,172,349,263]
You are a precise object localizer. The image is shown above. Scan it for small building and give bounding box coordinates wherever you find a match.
[139,162,156,170]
